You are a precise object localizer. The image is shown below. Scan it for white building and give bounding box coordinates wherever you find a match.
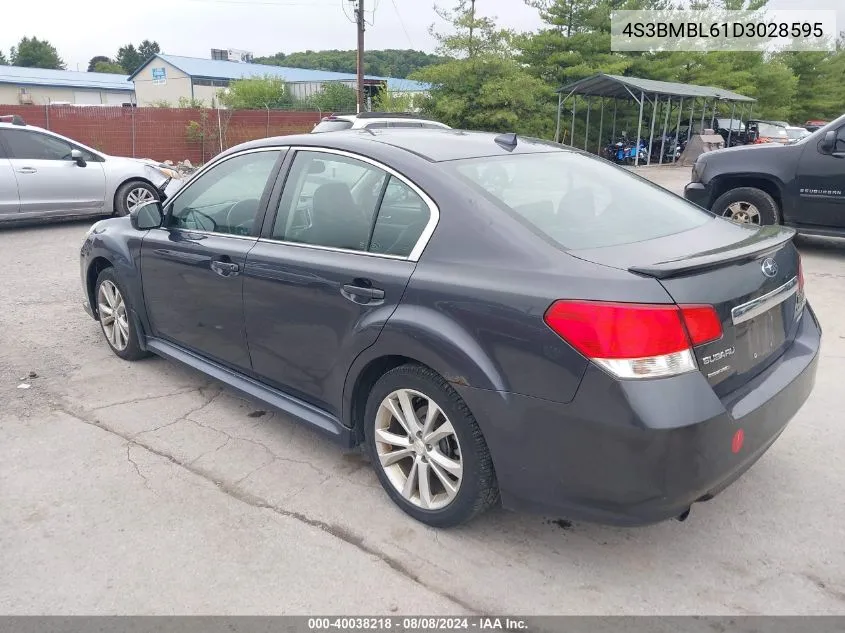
[0,66,134,106]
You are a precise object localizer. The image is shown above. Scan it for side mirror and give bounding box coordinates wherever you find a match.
[819,130,836,154]
[130,200,165,231]
[71,149,86,167]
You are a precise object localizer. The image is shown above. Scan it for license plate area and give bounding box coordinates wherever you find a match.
[734,306,787,373]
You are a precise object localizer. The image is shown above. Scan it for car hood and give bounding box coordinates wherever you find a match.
[705,143,791,158]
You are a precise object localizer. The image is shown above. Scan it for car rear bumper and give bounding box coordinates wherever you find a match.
[684,182,711,209]
[455,305,821,526]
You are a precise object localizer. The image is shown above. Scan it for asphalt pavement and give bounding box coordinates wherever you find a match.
[2,170,844,615]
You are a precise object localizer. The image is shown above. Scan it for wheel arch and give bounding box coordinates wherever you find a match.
[86,256,115,320]
[709,174,786,220]
[112,178,159,216]
[342,308,508,445]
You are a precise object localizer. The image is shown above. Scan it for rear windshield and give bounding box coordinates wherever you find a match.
[448,152,712,250]
[311,120,354,133]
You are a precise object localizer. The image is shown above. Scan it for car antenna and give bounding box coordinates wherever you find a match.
[494,132,518,150]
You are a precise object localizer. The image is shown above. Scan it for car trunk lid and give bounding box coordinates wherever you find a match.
[570,220,805,394]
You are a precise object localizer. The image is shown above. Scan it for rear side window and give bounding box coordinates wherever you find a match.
[312,120,354,133]
[449,152,711,250]
[369,177,429,257]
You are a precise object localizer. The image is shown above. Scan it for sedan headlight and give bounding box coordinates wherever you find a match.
[153,166,179,180]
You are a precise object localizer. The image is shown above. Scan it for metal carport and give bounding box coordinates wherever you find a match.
[554,73,756,166]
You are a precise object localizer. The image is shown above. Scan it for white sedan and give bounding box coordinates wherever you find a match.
[0,115,181,225]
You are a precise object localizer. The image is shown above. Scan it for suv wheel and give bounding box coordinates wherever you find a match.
[711,187,780,225]
[364,364,499,527]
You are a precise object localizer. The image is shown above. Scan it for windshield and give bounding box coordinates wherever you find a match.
[311,120,354,133]
[448,152,712,250]
[786,127,810,139]
[757,123,788,139]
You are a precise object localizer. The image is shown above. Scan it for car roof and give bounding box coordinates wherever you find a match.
[233,128,567,162]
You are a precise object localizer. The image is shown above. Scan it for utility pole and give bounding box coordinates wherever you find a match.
[468,0,476,57]
[356,0,365,113]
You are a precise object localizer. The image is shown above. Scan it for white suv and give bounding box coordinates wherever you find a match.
[311,112,451,133]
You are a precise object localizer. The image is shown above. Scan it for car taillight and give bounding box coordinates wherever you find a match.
[543,301,722,379]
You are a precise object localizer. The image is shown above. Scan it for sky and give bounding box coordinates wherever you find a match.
[0,0,544,72]
[1,0,841,73]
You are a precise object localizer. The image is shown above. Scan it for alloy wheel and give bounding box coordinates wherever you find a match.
[126,187,155,213]
[97,280,129,351]
[723,201,761,224]
[374,388,463,510]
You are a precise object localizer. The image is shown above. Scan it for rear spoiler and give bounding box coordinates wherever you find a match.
[628,225,796,279]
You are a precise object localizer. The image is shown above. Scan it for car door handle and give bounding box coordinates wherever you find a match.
[210,260,240,277]
[16,167,37,174]
[341,284,385,303]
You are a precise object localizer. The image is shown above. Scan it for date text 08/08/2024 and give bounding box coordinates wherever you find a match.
[307,617,529,631]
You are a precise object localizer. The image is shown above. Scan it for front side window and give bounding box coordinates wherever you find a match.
[2,129,73,161]
[449,151,712,250]
[0,129,101,162]
[168,150,280,236]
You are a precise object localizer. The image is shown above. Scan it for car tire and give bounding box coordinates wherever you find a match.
[114,180,159,217]
[363,363,499,527]
[94,267,149,361]
[711,187,780,226]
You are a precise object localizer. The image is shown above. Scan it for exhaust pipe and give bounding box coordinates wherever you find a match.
[676,507,691,522]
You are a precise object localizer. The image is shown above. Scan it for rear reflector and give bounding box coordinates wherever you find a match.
[544,300,723,379]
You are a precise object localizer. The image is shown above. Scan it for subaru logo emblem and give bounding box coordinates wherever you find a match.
[761,258,778,278]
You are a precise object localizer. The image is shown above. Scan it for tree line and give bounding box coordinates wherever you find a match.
[254,49,448,79]
[0,37,161,74]
[411,0,845,139]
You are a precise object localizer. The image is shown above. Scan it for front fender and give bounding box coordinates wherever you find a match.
[81,218,149,336]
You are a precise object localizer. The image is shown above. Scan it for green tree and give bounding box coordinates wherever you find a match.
[10,37,65,69]
[88,55,111,71]
[373,89,417,112]
[217,76,295,109]
[304,82,358,112]
[254,49,447,78]
[116,44,142,74]
[0,50,7,65]
[413,2,555,137]
[783,42,845,122]
[93,60,127,74]
[138,40,161,61]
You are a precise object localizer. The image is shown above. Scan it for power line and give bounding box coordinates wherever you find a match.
[179,0,336,6]
[389,0,414,48]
